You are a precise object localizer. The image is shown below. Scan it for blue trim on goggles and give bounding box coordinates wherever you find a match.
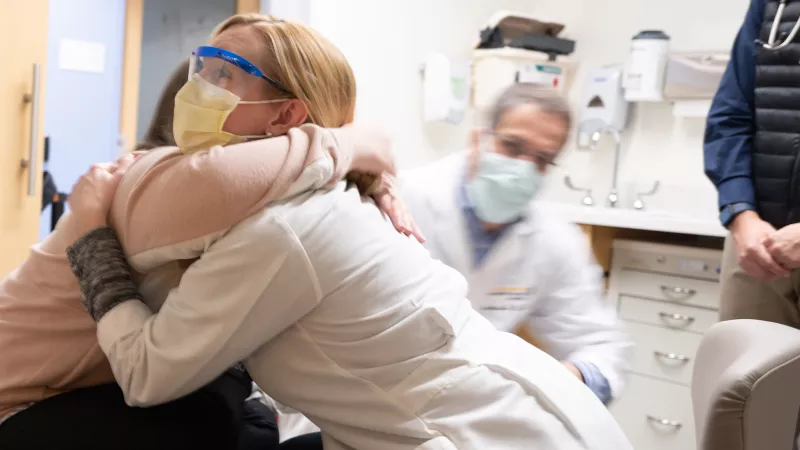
[193,46,291,94]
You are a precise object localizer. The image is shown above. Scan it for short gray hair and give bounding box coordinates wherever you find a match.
[487,82,572,131]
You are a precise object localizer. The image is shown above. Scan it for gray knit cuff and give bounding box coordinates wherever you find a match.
[67,227,143,322]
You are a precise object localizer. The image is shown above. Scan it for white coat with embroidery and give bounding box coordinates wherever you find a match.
[398,152,632,398]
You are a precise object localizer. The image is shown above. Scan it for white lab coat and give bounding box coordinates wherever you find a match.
[398,152,632,397]
[97,181,633,449]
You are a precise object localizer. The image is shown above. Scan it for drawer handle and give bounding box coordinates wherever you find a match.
[658,312,696,327]
[646,415,682,430]
[653,351,691,363]
[660,285,696,301]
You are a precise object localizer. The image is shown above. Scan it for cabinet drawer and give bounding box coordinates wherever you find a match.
[616,270,720,310]
[619,295,718,334]
[627,322,701,385]
[613,244,722,281]
[610,374,695,450]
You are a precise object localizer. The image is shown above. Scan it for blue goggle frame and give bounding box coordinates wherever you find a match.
[193,46,292,94]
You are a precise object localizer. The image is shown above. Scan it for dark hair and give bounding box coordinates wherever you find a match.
[135,59,190,151]
[487,82,572,131]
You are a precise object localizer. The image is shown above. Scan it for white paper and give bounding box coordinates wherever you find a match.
[517,63,564,91]
[59,39,106,74]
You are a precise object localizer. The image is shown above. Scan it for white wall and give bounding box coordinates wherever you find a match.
[546,0,751,221]
[300,0,751,221]
[308,0,585,169]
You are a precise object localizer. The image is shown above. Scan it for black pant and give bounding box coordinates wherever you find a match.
[240,400,322,450]
[0,371,279,450]
[280,432,324,450]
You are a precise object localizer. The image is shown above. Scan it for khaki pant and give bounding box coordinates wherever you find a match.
[720,234,800,327]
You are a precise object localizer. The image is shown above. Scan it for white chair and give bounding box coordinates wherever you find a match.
[691,319,800,450]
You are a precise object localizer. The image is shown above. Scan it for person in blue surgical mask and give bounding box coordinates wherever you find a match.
[398,82,632,405]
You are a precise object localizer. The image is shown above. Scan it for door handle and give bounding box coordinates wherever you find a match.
[21,63,41,197]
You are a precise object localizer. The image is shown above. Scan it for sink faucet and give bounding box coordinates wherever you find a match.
[590,127,622,208]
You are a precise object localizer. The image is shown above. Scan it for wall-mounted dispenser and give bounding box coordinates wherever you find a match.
[623,30,671,102]
[663,52,728,99]
[421,52,471,124]
[577,67,630,149]
[663,51,729,118]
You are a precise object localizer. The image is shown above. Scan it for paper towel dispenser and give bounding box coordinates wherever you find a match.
[421,53,471,124]
[663,52,729,100]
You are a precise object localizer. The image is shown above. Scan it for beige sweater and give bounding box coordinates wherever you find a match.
[0,125,354,421]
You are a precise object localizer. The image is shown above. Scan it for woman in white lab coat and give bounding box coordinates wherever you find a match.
[398,83,632,403]
[61,15,633,450]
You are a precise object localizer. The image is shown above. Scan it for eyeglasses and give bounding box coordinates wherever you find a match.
[488,132,559,168]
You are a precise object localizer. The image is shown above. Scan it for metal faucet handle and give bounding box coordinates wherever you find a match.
[633,181,660,210]
[606,190,619,208]
[564,175,595,207]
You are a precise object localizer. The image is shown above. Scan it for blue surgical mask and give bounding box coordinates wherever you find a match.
[466,151,543,224]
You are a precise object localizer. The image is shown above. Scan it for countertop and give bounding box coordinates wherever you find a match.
[536,201,727,238]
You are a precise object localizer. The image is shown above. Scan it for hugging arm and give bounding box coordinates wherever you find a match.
[68,213,318,407]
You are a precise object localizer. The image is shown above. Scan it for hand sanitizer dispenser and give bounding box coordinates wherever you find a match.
[422,52,471,124]
[577,67,629,148]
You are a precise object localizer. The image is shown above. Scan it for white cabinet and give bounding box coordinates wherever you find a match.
[626,322,702,385]
[611,375,697,450]
[607,240,723,450]
[618,296,718,335]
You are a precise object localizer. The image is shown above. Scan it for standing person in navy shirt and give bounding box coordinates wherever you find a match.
[706,0,800,324]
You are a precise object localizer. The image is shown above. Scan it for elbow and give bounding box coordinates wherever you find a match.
[123,395,159,408]
[705,97,754,138]
[703,166,718,185]
[106,347,181,407]
[109,345,191,408]
[119,377,176,407]
[98,303,181,407]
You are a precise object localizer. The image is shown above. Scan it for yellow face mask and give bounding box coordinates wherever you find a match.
[172,74,286,154]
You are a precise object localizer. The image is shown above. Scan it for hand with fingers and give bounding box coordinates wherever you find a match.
[730,210,790,281]
[371,173,425,243]
[764,222,800,271]
[69,154,138,236]
[342,124,424,243]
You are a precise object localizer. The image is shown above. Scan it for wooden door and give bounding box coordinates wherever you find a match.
[0,0,49,276]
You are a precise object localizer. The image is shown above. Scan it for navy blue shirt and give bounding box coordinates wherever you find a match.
[457,181,518,267]
[704,0,764,224]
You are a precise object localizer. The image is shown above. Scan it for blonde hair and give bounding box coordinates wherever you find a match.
[212,13,356,127]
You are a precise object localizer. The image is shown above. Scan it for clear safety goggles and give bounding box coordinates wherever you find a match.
[188,46,292,96]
